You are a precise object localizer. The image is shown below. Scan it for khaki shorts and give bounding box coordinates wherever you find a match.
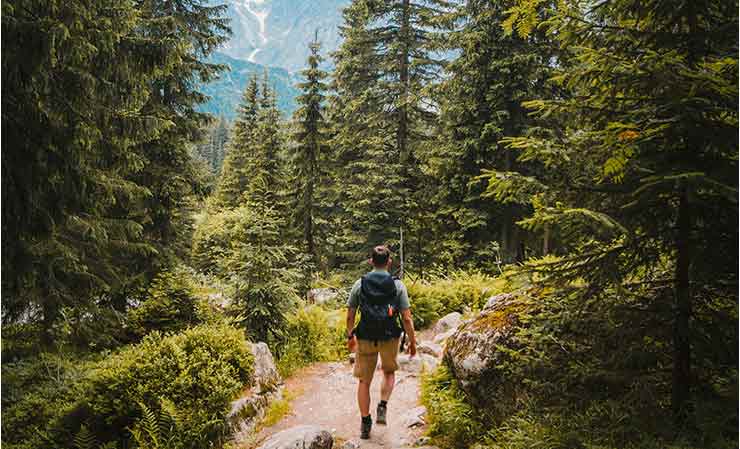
[353,338,400,383]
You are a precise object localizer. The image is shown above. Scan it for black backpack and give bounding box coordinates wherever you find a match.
[355,271,403,341]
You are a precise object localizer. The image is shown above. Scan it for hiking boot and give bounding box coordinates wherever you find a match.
[376,402,387,425]
[360,415,372,439]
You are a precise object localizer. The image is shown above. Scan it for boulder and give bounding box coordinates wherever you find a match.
[483,292,516,311]
[400,405,427,428]
[307,288,340,304]
[398,353,438,373]
[432,329,456,344]
[339,439,360,449]
[433,312,463,334]
[417,341,442,358]
[228,342,283,441]
[256,425,333,449]
[443,293,529,411]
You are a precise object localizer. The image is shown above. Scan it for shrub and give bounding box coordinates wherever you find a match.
[276,305,348,378]
[421,365,484,449]
[407,270,514,328]
[1,353,90,449]
[127,267,202,339]
[80,323,254,448]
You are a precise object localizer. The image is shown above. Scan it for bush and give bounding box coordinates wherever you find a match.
[2,324,254,449]
[127,267,202,339]
[407,270,513,328]
[276,305,348,378]
[421,365,484,449]
[81,324,254,448]
[1,353,90,449]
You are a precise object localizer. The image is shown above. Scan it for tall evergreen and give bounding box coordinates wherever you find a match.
[248,83,286,209]
[495,0,738,420]
[2,0,230,341]
[214,74,260,208]
[428,0,558,265]
[290,35,330,262]
[330,0,453,269]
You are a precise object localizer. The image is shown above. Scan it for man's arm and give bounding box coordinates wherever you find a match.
[401,309,417,356]
[346,306,357,338]
[397,282,416,356]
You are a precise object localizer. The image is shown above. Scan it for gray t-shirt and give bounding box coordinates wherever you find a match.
[347,270,410,310]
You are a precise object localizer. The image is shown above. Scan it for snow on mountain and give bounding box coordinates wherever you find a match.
[219,0,349,71]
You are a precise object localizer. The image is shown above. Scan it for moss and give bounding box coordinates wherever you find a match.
[470,301,529,332]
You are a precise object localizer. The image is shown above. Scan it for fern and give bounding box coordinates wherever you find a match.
[73,425,98,449]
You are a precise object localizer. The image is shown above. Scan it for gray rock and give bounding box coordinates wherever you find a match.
[433,312,463,334]
[252,342,282,394]
[228,342,283,441]
[414,436,432,446]
[483,293,516,311]
[400,405,427,428]
[307,288,340,304]
[417,341,442,358]
[444,293,526,411]
[339,439,360,449]
[256,425,333,449]
[432,329,455,344]
[398,353,438,373]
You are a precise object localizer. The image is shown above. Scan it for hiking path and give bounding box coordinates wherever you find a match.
[253,328,437,449]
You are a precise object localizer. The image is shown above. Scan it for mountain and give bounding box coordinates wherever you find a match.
[218,0,349,72]
[199,52,301,120]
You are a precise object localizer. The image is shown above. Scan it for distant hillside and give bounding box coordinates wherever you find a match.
[198,52,301,120]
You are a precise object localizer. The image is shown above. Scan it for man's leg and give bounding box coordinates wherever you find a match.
[352,339,377,439]
[376,338,400,425]
[380,371,395,401]
[357,379,371,416]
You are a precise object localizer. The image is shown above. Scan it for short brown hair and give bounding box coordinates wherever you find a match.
[371,245,391,266]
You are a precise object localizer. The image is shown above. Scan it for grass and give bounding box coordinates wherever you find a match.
[255,386,302,432]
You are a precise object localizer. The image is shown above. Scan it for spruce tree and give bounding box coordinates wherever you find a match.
[428,0,558,266]
[330,0,453,269]
[213,75,260,208]
[290,34,330,263]
[495,0,738,420]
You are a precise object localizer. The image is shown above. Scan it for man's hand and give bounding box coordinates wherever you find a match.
[348,335,357,353]
[407,339,417,357]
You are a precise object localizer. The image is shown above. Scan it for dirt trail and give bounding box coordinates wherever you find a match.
[255,329,437,448]
[255,362,425,448]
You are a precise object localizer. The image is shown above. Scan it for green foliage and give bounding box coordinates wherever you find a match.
[81,324,253,448]
[422,277,737,449]
[2,353,89,449]
[421,365,484,449]
[407,271,510,328]
[2,324,254,449]
[2,0,230,346]
[127,267,202,339]
[276,305,348,378]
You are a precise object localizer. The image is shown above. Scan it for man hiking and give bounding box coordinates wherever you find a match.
[346,245,417,439]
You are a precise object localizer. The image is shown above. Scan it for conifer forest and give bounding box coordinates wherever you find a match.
[2,1,738,448]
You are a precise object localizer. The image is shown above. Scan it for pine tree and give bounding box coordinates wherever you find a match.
[290,34,331,264]
[213,75,260,208]
[428,0,558,266]
[495,0,738,420]
[329,0,453,269]
[1,0,231,342]
[248,81,286,209]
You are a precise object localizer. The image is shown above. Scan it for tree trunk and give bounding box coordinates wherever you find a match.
[543,224,550,255]
[672,185,692,422]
